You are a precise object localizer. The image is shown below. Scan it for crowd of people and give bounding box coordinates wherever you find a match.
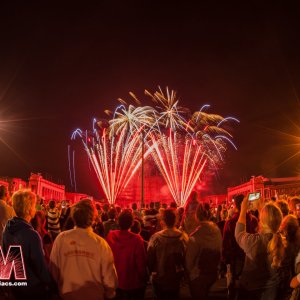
[1,184,300,300]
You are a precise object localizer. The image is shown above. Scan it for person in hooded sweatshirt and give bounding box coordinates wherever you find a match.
[185,202,222,300]
[147,208,188,300]
[106,209,147,300]
[2,189,56,300]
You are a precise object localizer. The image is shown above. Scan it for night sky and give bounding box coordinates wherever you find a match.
[1,2,300,198]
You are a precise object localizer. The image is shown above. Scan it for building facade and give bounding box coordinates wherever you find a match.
[202,194,227,205]
[227,175,300,201]
[65,192,93,204]
[28,173,65,202]
[0,177,27,195]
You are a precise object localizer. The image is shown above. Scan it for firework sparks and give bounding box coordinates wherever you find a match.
[109,104,156,136]
[73,87,238,205]
[73,123,153,204]
[149,131,209,206]
[146,92,238,206]
[145,87,191,131]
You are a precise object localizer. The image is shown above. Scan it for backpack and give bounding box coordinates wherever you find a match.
[153,233,185,289]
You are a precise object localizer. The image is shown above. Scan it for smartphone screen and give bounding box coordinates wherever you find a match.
[248,192,260,201]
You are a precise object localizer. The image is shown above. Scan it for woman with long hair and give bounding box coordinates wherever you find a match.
[235,195,285,300]
[31,210,53,263]
[280,215,300,299]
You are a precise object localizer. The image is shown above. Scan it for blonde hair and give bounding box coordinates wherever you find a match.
[12,189,36,219]
[260,203,285,268]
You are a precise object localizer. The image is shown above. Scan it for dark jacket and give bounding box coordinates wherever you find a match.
[103,219,119,237]
[2,217,55,297]
[186,221,222,281]
[147,229,187,290]
[222,212,258,264]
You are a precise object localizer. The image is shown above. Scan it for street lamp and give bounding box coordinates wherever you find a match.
[141,131,145,209]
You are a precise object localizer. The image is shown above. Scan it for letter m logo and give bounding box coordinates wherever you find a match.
[0,246,26,280]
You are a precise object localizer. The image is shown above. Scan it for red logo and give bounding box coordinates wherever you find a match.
[0,246,26,280]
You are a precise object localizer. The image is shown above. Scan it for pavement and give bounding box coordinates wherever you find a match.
[145,277,227,299]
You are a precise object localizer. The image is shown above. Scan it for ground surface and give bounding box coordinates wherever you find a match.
[145,277,227,299]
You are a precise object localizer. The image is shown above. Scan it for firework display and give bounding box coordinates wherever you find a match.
[72,87,239,206]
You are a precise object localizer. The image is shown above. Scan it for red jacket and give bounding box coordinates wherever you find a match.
[106,230,147,290]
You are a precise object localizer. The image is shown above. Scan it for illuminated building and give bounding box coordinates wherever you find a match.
[0,177,26,195]
[65,192,93,204]
[0,179,9,190]
[227,175,300,201]
[28,173,65,202]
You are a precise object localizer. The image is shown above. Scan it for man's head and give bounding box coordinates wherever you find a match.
[0,185,8,201]
[71,199,96,228]
[196,203,211,222]
[220,209,228,221]
[234,194,244,212]
[170,202,177,209]
[49,200,56,209]
[276,200,289,217]
[130,219,141,234]
[118,209,133,230]
[108,208,117,220]
[131,203,137,210]
[103,203,109,212]
[161,208,177,229]
[289,197,300,218]
[95,203,101,211]
[12,189,36,221]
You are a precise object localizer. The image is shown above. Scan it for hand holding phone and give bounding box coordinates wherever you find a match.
[248,192,260,201]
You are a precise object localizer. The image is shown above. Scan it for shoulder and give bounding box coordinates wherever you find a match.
[6,205,14,211]
[129,231,144,241]
[148,231,163,244]
[96,235,113,254]
[191,222,220,237]
[106,229,117,240]
[208,222,222,236]
[249,232,266,249]
[52,230,67,244]
[26,228,43,244]
[125,231,145,247]
[89,229,109,245]
[226,215,238,226]
[179,230,189,242]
